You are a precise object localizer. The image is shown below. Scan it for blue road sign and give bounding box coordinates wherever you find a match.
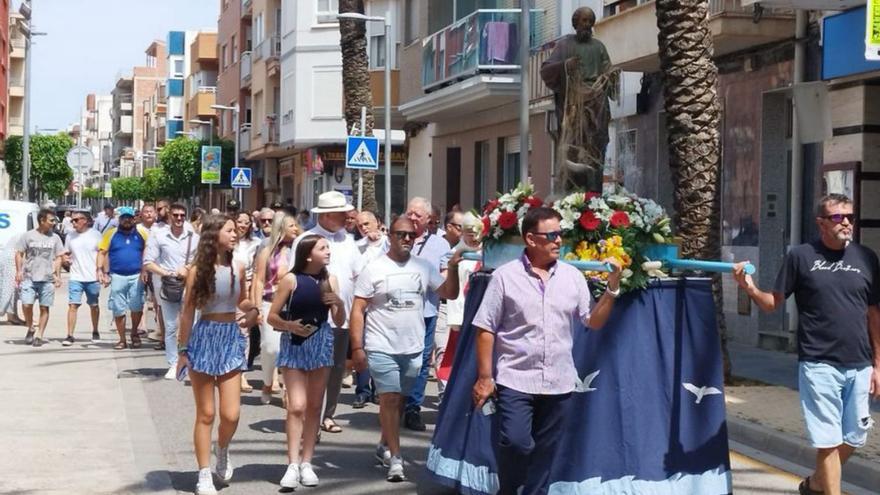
[231,167,252,189]
[346,135,379,170]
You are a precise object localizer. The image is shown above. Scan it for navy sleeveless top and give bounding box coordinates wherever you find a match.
[282,273,329,332]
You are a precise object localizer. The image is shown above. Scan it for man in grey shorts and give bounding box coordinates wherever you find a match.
[349,217,461,483]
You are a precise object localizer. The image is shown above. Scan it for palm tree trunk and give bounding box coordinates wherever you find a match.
[339,0,378,213]
[656,0,731,382]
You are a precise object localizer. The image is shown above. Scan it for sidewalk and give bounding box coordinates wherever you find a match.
[727,341,880,491]
[0,279,174,495]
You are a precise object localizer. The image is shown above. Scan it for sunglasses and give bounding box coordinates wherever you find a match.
[260,218,273,224]
[822,214,854,224]
[393,231,418,240]
[171,213,186,219]
[531,230,563,242]
[448,223,462,229]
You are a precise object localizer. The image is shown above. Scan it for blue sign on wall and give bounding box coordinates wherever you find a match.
[823,7,880,80]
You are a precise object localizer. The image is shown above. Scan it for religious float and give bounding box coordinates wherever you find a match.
[427,181,748,494]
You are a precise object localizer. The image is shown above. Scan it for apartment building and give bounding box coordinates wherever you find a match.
[76,94,113,187]
[142,80,167,164]
[186,31,219,139]
[8,11,24,139]
[0,2,11,198]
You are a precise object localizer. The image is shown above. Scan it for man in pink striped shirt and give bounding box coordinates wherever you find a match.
[472,207,621,494]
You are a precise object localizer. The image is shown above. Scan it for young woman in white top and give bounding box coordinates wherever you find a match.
[233,212,262,392]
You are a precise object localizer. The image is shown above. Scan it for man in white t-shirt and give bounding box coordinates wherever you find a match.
[63,210,103,345]
[350,217,461,483]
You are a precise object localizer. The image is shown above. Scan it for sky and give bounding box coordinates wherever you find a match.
[26,0,219,132]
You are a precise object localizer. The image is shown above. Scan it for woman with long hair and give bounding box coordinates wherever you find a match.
[190,208,206,234]
[176,214,260,495]
[233,212,261,393]
[251,211,299,404]
[268,234,345,489]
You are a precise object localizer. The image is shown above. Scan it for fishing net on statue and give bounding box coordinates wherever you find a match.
[557,66,619,193]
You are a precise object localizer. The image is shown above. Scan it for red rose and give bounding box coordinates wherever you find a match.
[484,199,500,213]
[481,216,491,236]
[579,210,600,231]
[498,211,518,230]
[525,196,543,208]
[584,191,599,202]
[610,211,631,228]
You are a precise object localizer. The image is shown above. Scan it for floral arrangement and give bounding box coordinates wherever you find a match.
[479,182,544,247]
[553,187,674,294]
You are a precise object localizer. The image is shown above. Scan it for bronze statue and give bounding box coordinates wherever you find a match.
[541,7,617,193]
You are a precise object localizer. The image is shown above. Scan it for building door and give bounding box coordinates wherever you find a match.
[446,147,461,211]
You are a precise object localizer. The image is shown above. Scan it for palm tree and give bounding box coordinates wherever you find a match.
[655,0,731,380]
[339,0,378,213]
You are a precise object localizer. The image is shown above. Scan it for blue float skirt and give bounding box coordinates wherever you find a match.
[187,319,248,376]
[276,322,335,371]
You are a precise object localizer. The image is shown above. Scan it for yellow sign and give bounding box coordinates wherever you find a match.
[868,0,880,60]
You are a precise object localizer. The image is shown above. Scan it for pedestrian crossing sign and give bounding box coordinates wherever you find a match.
[345,135,379,170]
[231,167,252,189]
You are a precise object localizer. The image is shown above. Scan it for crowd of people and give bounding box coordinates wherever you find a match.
[5,191,486,494]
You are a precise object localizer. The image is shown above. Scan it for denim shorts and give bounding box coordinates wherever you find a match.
[68,280,101,306]
[799,361,874,448]
[366,350,422,395]
[20,279,55,306]
[109,273,145,317]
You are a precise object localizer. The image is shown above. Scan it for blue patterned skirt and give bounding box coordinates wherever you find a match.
[187,319,248,376]
[276,322,334,371]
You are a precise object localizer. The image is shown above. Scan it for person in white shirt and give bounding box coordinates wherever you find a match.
[94,203,118,234]
[355,210,389,263]
[350,217,461,482]
[292,191,361,434]
[63,211,103,345]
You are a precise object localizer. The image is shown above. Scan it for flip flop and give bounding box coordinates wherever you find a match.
[321,418,342,433]
[130,336,142,349]
[114,341,128,350]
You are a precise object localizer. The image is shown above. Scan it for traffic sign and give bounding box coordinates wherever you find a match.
[231,167,252,189]
[66,145,94,173]
[345,135,379,170]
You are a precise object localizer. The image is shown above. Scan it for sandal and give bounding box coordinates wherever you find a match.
[154,342,166,351]
[113,341,128,350]
[798,477,823,495]
[321,418,343,433]
[130,336,142,349]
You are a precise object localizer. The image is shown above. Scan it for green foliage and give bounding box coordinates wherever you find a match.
[158,137,200,199]
[142,167,167,201]
[110,177,143,201]
[4,134,74,198]
[82,187,103,200]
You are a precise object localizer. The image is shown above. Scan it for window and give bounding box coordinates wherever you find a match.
[173,59,184,78]
[221,44,228,70]
[254,14,264,45]
[231,35,238,63]
[474,140,489,207]
[317,0,339,24]
[501,136,522,192]
[369,35,386,69]
[405,0,418,44]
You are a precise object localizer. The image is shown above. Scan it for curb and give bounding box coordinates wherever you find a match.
[727,415,880,492]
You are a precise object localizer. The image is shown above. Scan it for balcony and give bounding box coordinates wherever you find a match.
[9,116,23,136]
[261,117,278,146]
[115,115,133,136]
[10,37,25,58]
[529,39,555,108]
[9,74,24,97]
[401,9,542,122]
[241,0,252,18]
[116,93,134,112]
[190,87,217,117]
[595,0,795,73]
[370,69,404,129]
[240,51,252,86]
[258,34,282,76]
[192,32,218,63]
[240,124,251,155]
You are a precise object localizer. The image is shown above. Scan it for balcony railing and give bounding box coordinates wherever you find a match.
[604,0,789,19]
[241,0,252,15]
[529,39,555,103]
[10,37,25,49]
[421,9,545,91]
[261,117,278,146]
[9,75,24,87]
[241,51,252,84]
[240,124,251,155]
[9,116,23,127]
[258,33,281,61]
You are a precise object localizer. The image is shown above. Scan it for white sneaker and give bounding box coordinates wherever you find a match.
[279,463,300,489]
[386,456,405,482]
[214,444,233,482]
[261,390,272,405]
[375,444,391,467]
[196,468,217,494]
[299,462,319,486]
[164,367,176,380]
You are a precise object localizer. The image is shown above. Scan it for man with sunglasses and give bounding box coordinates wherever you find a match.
[15,209,66,347]
[62,211,103,345]
[350,217,461,482]
[472,207,621,494]
[734,194,880,495]
[255,207,275,241]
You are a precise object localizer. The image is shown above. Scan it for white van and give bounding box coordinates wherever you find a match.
[0,200,40,248]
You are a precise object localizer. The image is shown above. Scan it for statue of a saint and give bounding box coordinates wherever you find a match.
[541,7,617,194]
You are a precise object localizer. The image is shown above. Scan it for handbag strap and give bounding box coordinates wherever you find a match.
[184,233,193,264]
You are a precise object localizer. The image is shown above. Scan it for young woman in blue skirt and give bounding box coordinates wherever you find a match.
[267,234,345,489]
[176,214,260,495]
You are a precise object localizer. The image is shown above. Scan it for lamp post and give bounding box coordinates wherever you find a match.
[211,104,241,204]
[337,11,392,227]
[18,0,46,203]
[190,119,215,210]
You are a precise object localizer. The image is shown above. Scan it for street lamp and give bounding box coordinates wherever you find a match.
[337,11,392,227]
[211,104,241,204]
[190,118,215,209]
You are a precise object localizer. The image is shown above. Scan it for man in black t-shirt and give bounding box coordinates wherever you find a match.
[733,194,880,495]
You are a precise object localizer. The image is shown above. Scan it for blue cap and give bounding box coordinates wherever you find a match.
[117,206,136,217]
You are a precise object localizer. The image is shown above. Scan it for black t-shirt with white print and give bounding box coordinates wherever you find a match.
[774,240,880,367]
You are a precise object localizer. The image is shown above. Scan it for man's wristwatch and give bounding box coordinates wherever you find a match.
[605,285,621,298]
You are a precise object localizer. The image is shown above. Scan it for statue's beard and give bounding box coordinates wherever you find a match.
[575,28,593,42]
